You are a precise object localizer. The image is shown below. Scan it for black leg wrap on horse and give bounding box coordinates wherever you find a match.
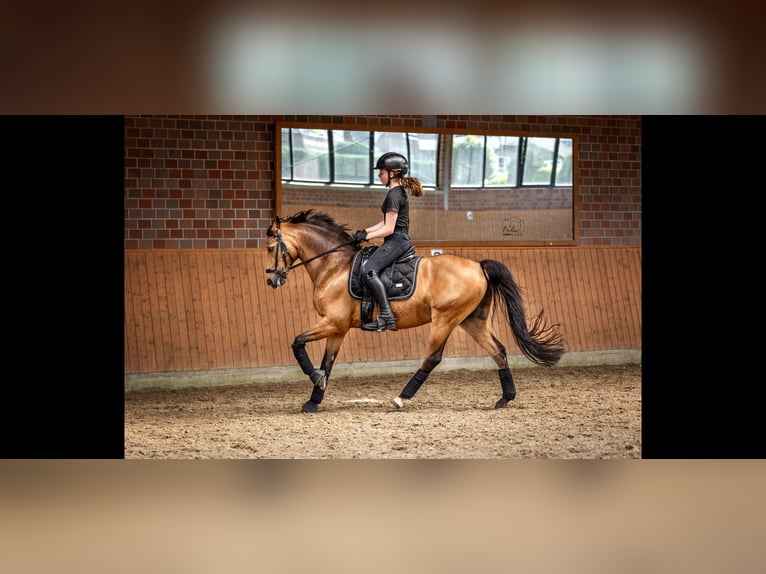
[292,340,315,376]
[401,369,429,399]
[310,369,327,389]
[310,386,325,404]
[499,367,516,400]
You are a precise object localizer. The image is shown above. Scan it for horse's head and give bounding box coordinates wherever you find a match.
[265,216,297,289]
[265,210,356,289]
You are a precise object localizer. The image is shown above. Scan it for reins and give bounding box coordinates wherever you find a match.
[289,237,359,269]
[267,219,358,280]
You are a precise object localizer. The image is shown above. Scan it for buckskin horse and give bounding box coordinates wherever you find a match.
[266,210,564,413]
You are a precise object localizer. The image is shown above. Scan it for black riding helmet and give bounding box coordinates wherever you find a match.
[374,152,408,177]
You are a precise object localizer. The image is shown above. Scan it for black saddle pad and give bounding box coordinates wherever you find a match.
[348,245,421,301]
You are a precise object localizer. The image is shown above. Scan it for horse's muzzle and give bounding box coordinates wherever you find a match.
[266,269,287,289]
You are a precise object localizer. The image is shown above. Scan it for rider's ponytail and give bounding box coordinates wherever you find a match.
[401,177,424,197]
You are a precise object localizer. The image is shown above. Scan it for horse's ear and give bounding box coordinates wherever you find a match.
[266,216,280,237]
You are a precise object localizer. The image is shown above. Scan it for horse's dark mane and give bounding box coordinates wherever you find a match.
[284,210,353,240]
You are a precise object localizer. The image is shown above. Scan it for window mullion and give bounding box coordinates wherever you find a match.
[288,128,294,181]
[406,134,412,177]
[327,130,335,183]
[518,137,526,186]
[369,132,375,185]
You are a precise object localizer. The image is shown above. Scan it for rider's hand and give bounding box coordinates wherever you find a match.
[352,229,368,242]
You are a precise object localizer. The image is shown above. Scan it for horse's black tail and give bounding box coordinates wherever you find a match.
[481,259,564,367]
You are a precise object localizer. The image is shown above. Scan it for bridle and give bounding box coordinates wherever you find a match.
[266,217,359,288]
[265,224,293,288]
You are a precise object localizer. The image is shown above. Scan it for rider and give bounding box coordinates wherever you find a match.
[353,152,424,332]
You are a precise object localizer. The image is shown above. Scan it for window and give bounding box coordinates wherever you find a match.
[282,128,330,182]
[555,138,573,186]
[399,132,438,187]
[451,134,485,186]
[333,130,371,184]
[278,122,576,246]
[451,134,571,188]
[522,137,555,185]
[487,135,519,186]
[281,128,438,186]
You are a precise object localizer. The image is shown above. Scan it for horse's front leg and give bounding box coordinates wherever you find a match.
[291,328,346,413]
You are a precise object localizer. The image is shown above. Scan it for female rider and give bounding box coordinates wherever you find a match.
[353,152,424,332]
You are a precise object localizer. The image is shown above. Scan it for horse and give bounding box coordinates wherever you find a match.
[265,210,564,413]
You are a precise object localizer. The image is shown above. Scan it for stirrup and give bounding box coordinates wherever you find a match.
[363,313,397,332]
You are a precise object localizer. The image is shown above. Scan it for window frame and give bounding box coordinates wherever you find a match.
[281,126,439,187]
[277,121,578,247]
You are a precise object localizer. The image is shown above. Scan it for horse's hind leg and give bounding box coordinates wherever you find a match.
[392,321,454,409]
[459,314,516,409]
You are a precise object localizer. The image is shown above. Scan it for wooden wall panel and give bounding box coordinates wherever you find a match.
[124,247,641,374]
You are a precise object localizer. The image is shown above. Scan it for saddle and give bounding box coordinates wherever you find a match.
[348,245,422,327]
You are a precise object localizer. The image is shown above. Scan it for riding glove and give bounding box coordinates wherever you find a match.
[353,229,368,242]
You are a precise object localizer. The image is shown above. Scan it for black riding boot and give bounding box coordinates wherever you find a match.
[362,270,397,331]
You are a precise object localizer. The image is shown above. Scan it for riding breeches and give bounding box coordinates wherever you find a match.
[362,232,411,275]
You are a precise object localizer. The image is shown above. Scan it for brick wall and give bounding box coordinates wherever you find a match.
[124,116,275,249]
[124,115,641,248]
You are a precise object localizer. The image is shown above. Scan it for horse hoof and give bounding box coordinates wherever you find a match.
[392,396,407,409]
[494,397,510,409]
[302,400,319,413]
